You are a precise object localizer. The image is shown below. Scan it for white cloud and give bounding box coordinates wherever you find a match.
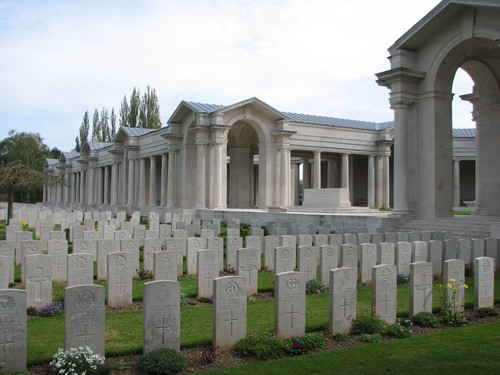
[1,0,474,152]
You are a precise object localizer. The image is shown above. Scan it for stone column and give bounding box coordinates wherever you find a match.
[280,147,290,206]
[96,167,103,205]
[327,159,335,188]
[149,156,157,206]
[453,160,460,207]
[80,170,86,205]
[382,155,390,209]
[103,166,109,205]
[160,154,168,206]
[294,163,300,205]
[139,158,147,206]
[87,167,95,205]
[110,163,117,205]
[375,156,383,208]
[368,155,375,208]
[313,151,321,189]
[392,103,410,214]
[166,150,176,208]
[127,158,135,206]
[303,159,311,189]
[212,141,223,208]
[341,154,349,189]
[195,142,207,209]
[64,173,70,205]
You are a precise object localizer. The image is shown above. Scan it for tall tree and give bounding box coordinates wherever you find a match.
[139,85,162,129]
[100,107,110,142]
[76,111,90,151]
[0,131,58,223]
[128,87,141,128]
[119,95,129,127]
[91,108,100,141]
[110,108,117,140]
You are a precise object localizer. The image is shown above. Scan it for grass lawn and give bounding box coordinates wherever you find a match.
[201,321,500,374]
[25,273,500,365]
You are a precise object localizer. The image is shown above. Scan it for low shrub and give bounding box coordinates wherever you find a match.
[384,323,412,338]
[305,279,329,294]
[137,269,153,281]
[411,312,439,327]
[179,293,189,306]
[139,348,187,375]
[476,307,499,317]
[352,315,386,335]
[358,333,383,343]
[332,333,348,342]
[234,331,327,360]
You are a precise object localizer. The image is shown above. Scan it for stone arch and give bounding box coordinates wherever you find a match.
[225,119,264,208]
[377,1,500,218]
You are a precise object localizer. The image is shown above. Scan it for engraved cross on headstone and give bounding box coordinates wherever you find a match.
[156,317,172,345]
[115,276,126,296]
[0,328,14,363]
[381,293,391,315]
[340,297,350,318]
[416,274,432,308]
[225,310,238,336]
[77,324,93,346]
[286,303,299,328]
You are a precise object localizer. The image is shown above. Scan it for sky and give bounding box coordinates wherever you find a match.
[0,0,475,152]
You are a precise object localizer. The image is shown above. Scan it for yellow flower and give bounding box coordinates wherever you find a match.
[449,278,456,283]
[463,284,468,289]
[447,284,452,288]
[19,219,27,226]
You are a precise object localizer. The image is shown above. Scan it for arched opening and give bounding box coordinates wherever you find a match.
[226,121,260,208]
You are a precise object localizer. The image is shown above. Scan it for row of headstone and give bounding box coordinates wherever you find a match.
[0,255,495,372]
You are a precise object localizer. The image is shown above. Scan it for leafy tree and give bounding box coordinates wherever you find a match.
[129,87,141,128]
[50,147,62,159]
[99,107,110,142]
[76,111,90,151]
[0,131,60,223]
[91,108,100,141]
[119,95,130,127]
[139,85,162,129]
[110,108,117,140]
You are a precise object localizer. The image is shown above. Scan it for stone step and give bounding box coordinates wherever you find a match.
[392,217,494,239]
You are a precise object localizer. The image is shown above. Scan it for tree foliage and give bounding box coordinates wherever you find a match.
[139,86,162,129]
[75,111,90,151]
[0,130,61,223]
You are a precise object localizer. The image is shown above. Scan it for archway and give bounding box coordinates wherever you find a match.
[226,121,260,208]
[376,3,500,218]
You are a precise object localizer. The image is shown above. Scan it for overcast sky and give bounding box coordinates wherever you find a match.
[0,0,474,152]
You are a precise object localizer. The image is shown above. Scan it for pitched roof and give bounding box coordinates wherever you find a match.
[120,127,155,137]
[283,112,393,130]
[87,141,113,150]
[62,151,80,159]
[452,128,476,138]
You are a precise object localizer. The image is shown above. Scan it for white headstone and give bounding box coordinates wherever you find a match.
[107,252,133,307]
[275,271,306,338]
[236,248,259,296]
[96,239,115,280]
[428,240,443,277]
[226,236,242,271]
[0,289,27,373]
[67,253,94,287]
[412,241,428,262]
[0,240,15,283]
[48,239,68,282]
[340,244,358,270]
[457,239,472,265]
[186,237,206,275]
[143,280,181,353]
[64,285,105,356]
[274,246,296,274]
[360,243,377,284]
[409,261,433,317]
[372,264,397,324]
[26,254,52,308]
[207,237,224,271]
[197,249,220,298]
[165,238,185,276]
[443,259,465,313]
[377,242,395,265]
[319,245,339,285]
[213,276,247,351]
[329,267,357,334]
[144,238,162,272]
[153,251,178,281]
[474,257,494,309]
[297,245,317,281]
[395,241,411,277]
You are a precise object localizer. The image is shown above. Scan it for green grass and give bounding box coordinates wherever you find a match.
[201,322,500,374]
[24,274,500,365]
